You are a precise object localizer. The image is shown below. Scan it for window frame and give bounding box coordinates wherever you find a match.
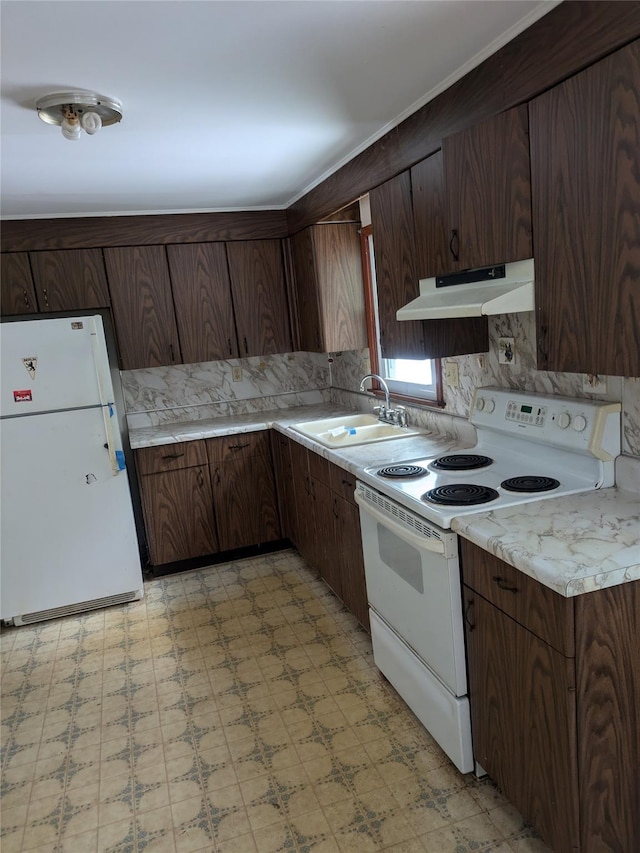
[360,224,444,407]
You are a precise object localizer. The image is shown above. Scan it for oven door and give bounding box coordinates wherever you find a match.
[355,486,467,697]
[355,484,473,773]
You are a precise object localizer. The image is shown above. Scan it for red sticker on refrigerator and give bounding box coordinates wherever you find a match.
[13,389,32,402]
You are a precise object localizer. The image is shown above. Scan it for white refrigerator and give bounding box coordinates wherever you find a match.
[0,315,144,625]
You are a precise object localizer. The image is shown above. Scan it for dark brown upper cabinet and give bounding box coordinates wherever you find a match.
[226,239,292,357]
[529,41,640,377]
[369,171,427,359]
[1,249,109,317]
[442,104,533,272]
[104,245,181,370]
[166,242,239,363]
[1,252,38,315]
[29,249,110,313]
[290,223,367,353]
[369,170,488,359]
[411,151,452,280]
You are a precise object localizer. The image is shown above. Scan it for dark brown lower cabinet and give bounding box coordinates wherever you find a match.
[137,432,280,566]
[137,441,219,566]
[462,540,639,853]
[207,432,281,552]
[285,436,369,630]
[270,430,297,542]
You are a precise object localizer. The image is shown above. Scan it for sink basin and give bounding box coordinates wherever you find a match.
[290,413,422,448]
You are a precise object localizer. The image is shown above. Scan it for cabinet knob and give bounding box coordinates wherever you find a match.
[42,287,49,308]
[162,452,184,460]
[228,338,233,356]
[23,289,30,307]
[243,336,249,355]
[169,344,176,363]
[229,442,250,451]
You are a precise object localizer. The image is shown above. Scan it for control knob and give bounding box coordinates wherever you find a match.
[476,397,485,411]
[484,399,495,413]
[573,415,587,432]
[557,412,571,430]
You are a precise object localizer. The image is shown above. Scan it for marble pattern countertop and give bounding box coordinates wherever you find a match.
[129,406,640,599]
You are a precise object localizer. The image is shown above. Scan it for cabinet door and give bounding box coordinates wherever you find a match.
[334,494,369,630]
[444,105,532,270]
[104,246,181,369]
[464,588,580,853]
[311,479,341,595]
[226,239,292,357]
[140,466,218,565]
[369,171,426,359]
[311,224,367,353]
[1,252,38,315]
[270,431,297,542]
[29,249,110,312]
[167,242,239,363]
[411,151,455,279]
[289,441,314,559]
[208,433,280,552]
[290,228,322,352]
[530,41,640,376]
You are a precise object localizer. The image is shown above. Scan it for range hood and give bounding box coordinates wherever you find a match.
[397,258,535,321]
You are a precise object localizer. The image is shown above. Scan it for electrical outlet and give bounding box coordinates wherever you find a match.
[498,337,516,365]
[444,362,459,387]
[583,373,607,394]
[232,366,243,382]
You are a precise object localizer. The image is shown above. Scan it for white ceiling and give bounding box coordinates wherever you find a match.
[1,0,557,220]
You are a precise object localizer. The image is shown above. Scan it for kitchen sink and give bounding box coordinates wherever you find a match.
[290,413,422,447]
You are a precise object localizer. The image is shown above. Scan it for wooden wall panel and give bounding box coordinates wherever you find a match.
[1,210,288,253]
[287,1,640,233]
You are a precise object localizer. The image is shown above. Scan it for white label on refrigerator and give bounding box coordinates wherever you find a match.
[22,357,38,379]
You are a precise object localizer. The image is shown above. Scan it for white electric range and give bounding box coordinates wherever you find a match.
[354,387,621,775]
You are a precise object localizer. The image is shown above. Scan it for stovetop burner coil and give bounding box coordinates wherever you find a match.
[431,454,494,471]
[422,484,500,506]
[377,464,428,479]
[501,476,561,493]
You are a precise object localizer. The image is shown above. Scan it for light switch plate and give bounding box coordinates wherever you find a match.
[444,362,459,387]
[498,337,516,365]
[232,366,243,382]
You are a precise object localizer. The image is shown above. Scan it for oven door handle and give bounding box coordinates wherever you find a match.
[355,492,446,555]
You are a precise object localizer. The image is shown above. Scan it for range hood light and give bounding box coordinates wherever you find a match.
[396,258,535,321]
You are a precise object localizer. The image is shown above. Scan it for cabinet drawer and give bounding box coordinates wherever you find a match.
[207,430,270,463]
[461,540,574,657]
[136,440,208,475]
[329,462,357,505]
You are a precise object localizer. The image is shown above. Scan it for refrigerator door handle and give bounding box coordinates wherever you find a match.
[90,316,125,476]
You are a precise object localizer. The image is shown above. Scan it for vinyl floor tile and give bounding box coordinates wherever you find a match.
[1,549,551,853]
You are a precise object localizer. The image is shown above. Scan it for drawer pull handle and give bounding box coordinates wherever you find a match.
[162,452,185,460]
[449,229,460,262]
[464,598,475,632]
[229,442,250,450]
[341,479,352,487]
[493,576,519,593]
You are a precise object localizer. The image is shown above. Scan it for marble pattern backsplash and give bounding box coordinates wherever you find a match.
[328,311,640,458]
[123,351,330,428]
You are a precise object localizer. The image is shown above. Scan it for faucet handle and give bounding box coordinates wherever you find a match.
[373,405,386,420]
[395,406,408,427]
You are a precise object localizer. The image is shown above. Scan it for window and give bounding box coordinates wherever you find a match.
[361,225,442,404]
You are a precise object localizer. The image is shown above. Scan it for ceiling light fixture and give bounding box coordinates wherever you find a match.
[36,91,123,141]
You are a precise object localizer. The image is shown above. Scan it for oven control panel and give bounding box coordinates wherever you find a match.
[471,387,621,460]
[505,400,547,427]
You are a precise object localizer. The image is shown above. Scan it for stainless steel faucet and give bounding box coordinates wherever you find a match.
[359,373,410,428]
[359,373,390,412]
